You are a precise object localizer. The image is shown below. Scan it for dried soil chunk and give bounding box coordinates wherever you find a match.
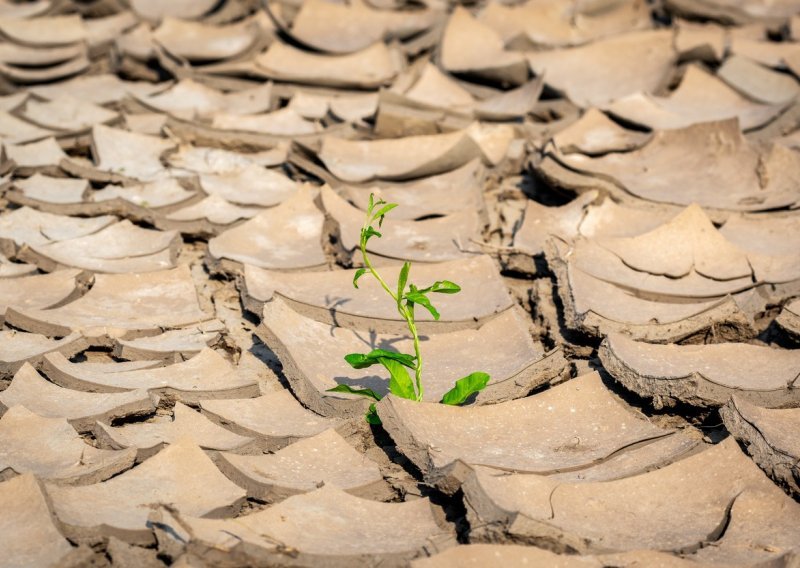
[721,396,800,496]
[556,119,800,212]
[323,186,484,263]
[599,332,800,408]
[29,74,162,105]
[135,79,272,120]
[377,372,696,493]
[5,266,211,338]
[152,17,261,62]
[85,124,175,182]
[216,429,388,502]
[20,95,118,132]
[152,486,454,566]
[199,163,298,207]
[0,364,154,432]
[43,348,259,402]
[526,30,676,107]
[511,192,598,257]
[243,255,512,331]
[260,298,566,419]
[21,220,180,273]
[128,0,217,22]
[47,438,246,544]
[0,474,74,568]
[463,438,800,561]
[255,41,402,88]
[93,402,254,461]
[113,320,224,360]
[776,298,800,338]
[208,188,325,271]
[163,195,259,234]
[718,55,800,105]
[606,66,786,131]
[0,329,83,376]
[200,389,339,450]
[0,207,114,252]
[665,0,800,25]
[0,405,135,484]
[0,269,84,324]
[552,108,651,155]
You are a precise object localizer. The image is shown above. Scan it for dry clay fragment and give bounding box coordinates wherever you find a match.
[93,402,255,461]
[20,95,118,132]
[210,107,321,137]
[0,405,136,485]
[600,332,800,409]
[259,298,567,419]
[243,255,512,332]
[675,20,726,62]
[412,544,706,568]
[552,108,651,155]
[323,186,484,263]
[0,268,85,324]
[556,119,800,212]
[152,485,454,566]
[527,30,676,107]
[166,143,288,174]
[665,0,800,25]
[162,195,259,235]
[719,213,800,285]
[4,137,67,171]
[0,110,55,144]
[153,17,261,62]
[128,0,217,22]
[256,41,403,88]
[441,7,528,85]
[721,396,800,496]
[47,438,246,544]
[135,79,273,120]
[377,372,697,493]
[200,389,340,451]
[0,364,155,433]
[43,348,259,403]
[462,438,800,563]
[547,242,755,342]
[0,329,84,376]
[6,266,211,339]
[29,74,163,105]
[289,0,437,54]
[606,66,787,131]
[113,320,224,361]
[777,298,800,339]
[578,198,682,239]
[0,14,85,45]
[511,192,598,258]
[0,206,115,253]
[0,0,51,19]
[21,220,180,273]
[208,188,326,272]
[216,429,389,502]
[199,163,298,207]
[718,55,800,105]
[0,474,74,568]
[10,174,90,205]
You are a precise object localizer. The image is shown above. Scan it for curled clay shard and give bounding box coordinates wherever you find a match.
[135,79,273,121]
[0,405,136,484]
[376,372,697,494]
[255,41,403,88]
[210,107,321,137]
[21,220,180,273]
[127,0,218,22]
[462,438,800,562]
[555,119,800,212]
[0,329,83,376]
[5,266,211,339]
[28,73,163,105]
[776,298,800,339]
[0,364,155,433]
[208,188,325,272]
[289,0,437,54]
[113,320,224,361]
[0,268,85,324]
[0,206,115,253]
[93,401,255,461]
[152,17,261,62]
[599,332,800,408]
[199,389,340,451]
[526,30,676,107]
[0,110,55,144]
[259,297,566,419]
[19,95,118,132]
[551,108,651,155]
[0,14,85,45]
[510,192,598,259]
[47,437,246,544]
[4,137,67,170]
[606,66,787,131]
[42,348,259,403]
[215,429,388,502]
[10,174,90,206]
[718,55,800,106]
[151,485,455,565]
[165,143,288,174]
[664,0,800,25]
[242,255,513,332]
[721,396,800,497]
[198,163,298,207]
[719,213,800,285]
[441,7,528,85]
[675,20,726,62]
[0,474,74,568]
[322,186,484,263]
[162,195,259,235]
[80,124,176,182]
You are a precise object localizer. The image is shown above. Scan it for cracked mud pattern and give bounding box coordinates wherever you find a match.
[0,0,799,566]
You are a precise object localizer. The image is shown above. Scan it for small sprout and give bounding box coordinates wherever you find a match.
[327,194,490,424]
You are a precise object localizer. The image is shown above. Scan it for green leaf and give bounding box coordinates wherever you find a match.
[327,384,382,401]
[404,290,440,321]
[344,349,415,369]
[365,403,381,425]
[372,203,398,227]
[421,280,461,294]
[362,226,382,244]
[397,262,411,298]
[353,268,368,289]
[380,357,416,400]
[368,193,375,213]
[440,372,490,405]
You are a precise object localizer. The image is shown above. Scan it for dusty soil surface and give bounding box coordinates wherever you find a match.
[0,0,799,566]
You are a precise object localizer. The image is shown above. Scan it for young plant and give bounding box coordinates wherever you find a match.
[327,194,490,424]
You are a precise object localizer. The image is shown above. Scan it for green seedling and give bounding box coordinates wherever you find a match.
[327,194,490,424]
